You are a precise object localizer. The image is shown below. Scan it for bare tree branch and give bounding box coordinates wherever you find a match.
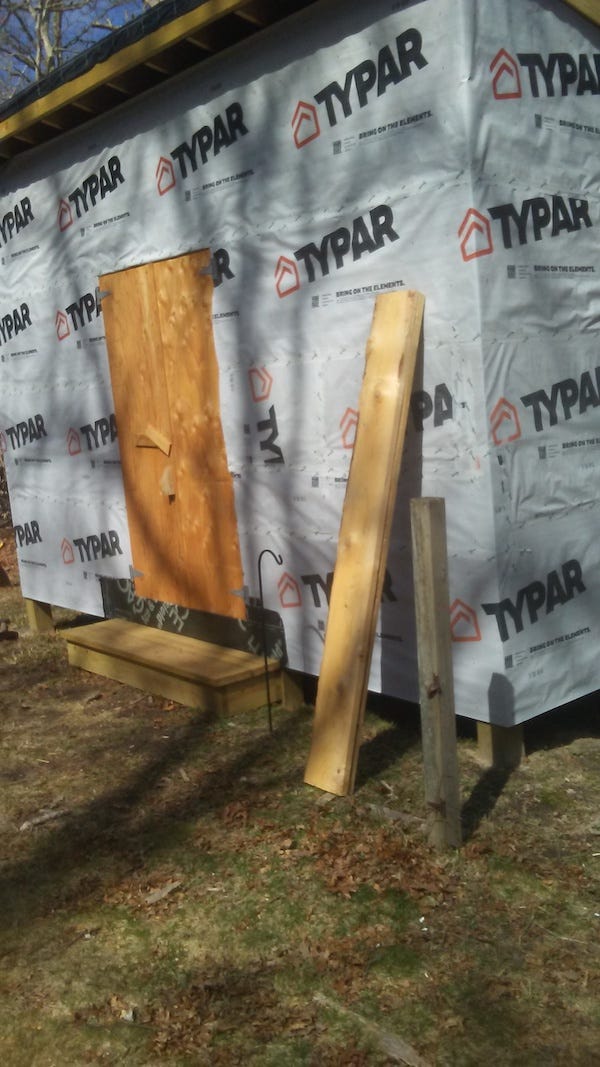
[0,0,148,102]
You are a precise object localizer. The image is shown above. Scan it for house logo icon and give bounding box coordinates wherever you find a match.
[249,366,273,403]
[275,256,300,298]
[450,599,481,642]
[61,538,75,565]
[156,156,176,196]
[57,198,73,231]
[292,101,320,148]
[66,428,81,456]
[490,397,521,446]
[458,208,494,262]
[56,310,70,341]
[340,408,359,450]
[278,571,302,608]
[490,48,522,100]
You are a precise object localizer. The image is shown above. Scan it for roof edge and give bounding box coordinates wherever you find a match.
[0,0,252,147]
[561,0,600,25]
[0,0,597,157]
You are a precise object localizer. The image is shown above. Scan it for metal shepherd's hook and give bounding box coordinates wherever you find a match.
[257,548,283,734]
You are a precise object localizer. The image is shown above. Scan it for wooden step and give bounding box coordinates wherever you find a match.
[65,619,302,714]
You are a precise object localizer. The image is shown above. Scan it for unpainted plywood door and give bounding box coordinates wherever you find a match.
[100,250,244,619]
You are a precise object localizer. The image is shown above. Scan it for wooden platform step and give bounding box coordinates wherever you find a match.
[65,619,302,714]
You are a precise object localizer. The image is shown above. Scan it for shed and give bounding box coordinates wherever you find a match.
[0,0,598,732]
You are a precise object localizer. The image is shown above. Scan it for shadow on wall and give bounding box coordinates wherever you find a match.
[488,672,516,727]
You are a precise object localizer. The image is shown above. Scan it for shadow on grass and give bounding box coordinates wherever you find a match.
[460,765,514,843]
[524,689,600,754]
[355,697,421,791]
[0,704,310,940]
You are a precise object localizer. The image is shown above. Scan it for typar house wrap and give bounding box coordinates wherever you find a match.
[0,0,598,725]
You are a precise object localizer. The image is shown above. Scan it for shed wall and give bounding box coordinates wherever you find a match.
[0,0,598,724]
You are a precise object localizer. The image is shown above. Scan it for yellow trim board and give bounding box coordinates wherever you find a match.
[0,0,597,150]
[562,0,600,26]
[0,0,254,145]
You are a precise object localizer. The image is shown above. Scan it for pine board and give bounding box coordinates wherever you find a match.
[66,619,279,687]
[304,290,424,796]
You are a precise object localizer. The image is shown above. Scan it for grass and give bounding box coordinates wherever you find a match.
[0,582,600,1064]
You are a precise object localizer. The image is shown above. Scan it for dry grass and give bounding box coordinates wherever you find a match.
[0,571,599,1066]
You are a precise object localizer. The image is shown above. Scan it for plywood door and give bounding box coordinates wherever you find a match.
[100,250,245,619]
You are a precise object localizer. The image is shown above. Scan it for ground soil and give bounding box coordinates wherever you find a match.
[0,514,599,1065]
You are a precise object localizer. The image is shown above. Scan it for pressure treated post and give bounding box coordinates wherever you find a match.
[24,598,54,633]
[410,498,461,849]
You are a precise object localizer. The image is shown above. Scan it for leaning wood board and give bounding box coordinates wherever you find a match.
[304,290,424,796]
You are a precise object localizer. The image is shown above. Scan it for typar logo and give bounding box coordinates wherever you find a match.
[58,156,124,230]
[0,197,34,247]
[490,397,521,446]
[492,49,600,99]
[522,366,600,432]
[340,408,358,450]
[79,415,117,451]
[450,599,481,642]
[278,205,399,296]
[292,101,320,148]
[275,256,300,298]
[0,303,32,347]
[57,199,73,232]
[458,208,493,262]
[490,49,522,99]
[249,367,273,403]
[482,559,586,643]
[156,156,176,196]
[14,520,42,547]
[57,290,101,336]
[66,428,81,456]
[61,538,75,565]
[56,310,70,341]
[294,29,428,145]
[459,195,592,259]
[63,529,123,563]
[2,414,47,450]
[278,571,302,609]
[168,103,248,180]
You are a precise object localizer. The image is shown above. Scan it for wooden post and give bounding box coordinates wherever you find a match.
[410,498,461,849]
[476,721,523,769]
[304,291,424,796]
[24,598,54,633]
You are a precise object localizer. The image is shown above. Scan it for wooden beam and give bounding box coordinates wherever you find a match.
[410,498,461,850]
[24,598,54,633]
[304,290,424,796]
[144,50,187,75]
[476,721,524,769]
[65,617,288,714]
[235,1,271,27]
[561,0,600,26]
[0,0,266,147]
[70,99,97,114]
[38,114,71,130]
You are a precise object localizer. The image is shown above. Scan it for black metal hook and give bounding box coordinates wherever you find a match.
[257,548,283,733]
